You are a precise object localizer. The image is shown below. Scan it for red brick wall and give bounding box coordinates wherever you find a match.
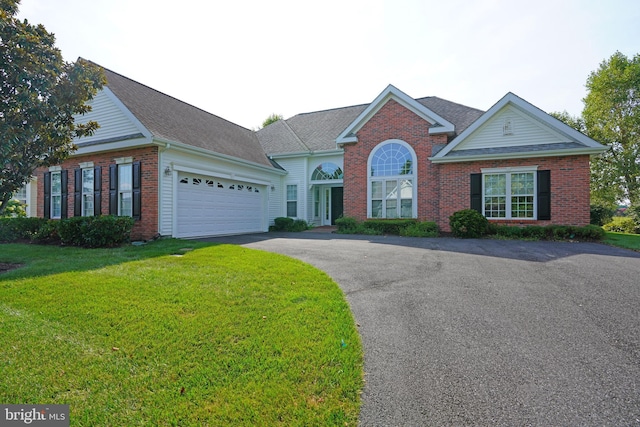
[342,99,592,231]
[437,155,591,231]
[343,99,448,220]
[35,146,159,241]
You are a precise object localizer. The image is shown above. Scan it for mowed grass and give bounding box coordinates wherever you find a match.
[604,231,640,251]
[0,240,363,426]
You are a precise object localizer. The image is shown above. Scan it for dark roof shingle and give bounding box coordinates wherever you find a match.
[99,64,274,168]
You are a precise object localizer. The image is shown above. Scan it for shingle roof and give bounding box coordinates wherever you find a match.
[257,96,484,155]
[97,63,274,168]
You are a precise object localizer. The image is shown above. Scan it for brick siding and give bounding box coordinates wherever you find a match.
[35,146,159,241]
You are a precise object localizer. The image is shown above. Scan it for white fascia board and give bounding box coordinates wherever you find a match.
[171,164,274,186]
[433,92,606,159]
[73,136,154,155]
[159,138,287,176]
[335,84,455,144]
[269,148,344,159]
[429,146,608,164]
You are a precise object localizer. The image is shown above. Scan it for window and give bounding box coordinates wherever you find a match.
[311,163,343,181]
[314,187,320,217]
[118,164,133,217]
[51,171,62,219]
[82,169,94,216]
[368,141,416,218]
[483,170,535,219]
[13,186,27,205]
[286,184,297,217]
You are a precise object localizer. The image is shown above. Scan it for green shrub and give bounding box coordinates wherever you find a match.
[399,221,439,237]
[0,200,27,218]
[590,204,614,226]
[335,217,359,233]
[628,205,640,228]
[449,209,489,238]
[0,217,48,242]
[271,217,309,232]
[603,217,639,234]
[273,217,294,231]
[363,219,417,235]
[59,216,134,248]
[575,224,606,240]
[494,225,523,239]
[520,226,547,240]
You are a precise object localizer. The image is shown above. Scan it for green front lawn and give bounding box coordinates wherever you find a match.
[0,240,363,426]
[603,231,640,251]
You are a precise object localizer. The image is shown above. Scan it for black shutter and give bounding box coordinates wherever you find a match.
[470,173,482,213]
[94,166,102,216]
[60,170,68,219]
[44,172,51,219]
[537,170,551,220]
[74,168,82,216]
[132,161,141,221]
[109,164,118,215]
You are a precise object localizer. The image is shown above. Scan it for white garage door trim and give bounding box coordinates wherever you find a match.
[175,172,266,238]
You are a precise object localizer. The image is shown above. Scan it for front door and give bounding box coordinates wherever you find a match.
[330,187,343,225]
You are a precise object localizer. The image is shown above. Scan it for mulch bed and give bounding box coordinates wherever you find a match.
[0,263,22,274]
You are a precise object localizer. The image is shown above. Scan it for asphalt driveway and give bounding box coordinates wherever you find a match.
[202,232,640,426]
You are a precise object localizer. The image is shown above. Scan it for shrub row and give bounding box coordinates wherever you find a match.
[0,216,135,248]
[603,217,639,234]
[271,217,310,232]
[335,217,439,237]
[448,209,604,241]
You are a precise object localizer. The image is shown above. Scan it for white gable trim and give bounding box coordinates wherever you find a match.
[336,84,455,145]
[432,92,606,160]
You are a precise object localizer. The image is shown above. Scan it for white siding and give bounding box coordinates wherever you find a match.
[452,105,571,151]
[159,148,279,236]
[73,88,147,145]
[272,157,307,221]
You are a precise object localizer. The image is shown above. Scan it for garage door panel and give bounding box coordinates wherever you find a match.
[176,173,265,238]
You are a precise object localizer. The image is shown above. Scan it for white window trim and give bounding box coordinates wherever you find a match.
[366,139,418,219]
[285,183,298,218]
[81,168,94,217]
[118,163,133,217]
[50,171,62,219]
[481,166,538,220]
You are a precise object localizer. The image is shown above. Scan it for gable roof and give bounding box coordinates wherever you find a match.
[257,90,483,156]
[84,61,274,168]
[430,92,607,163]
[336,85,457,144]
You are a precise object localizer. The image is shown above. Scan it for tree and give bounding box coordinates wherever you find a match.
[582,51,640,208]
[261,113,283,128]
[0,0,105,214]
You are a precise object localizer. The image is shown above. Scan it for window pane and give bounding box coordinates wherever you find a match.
[286,185,297,200]
[287,201,297,217]
[82,169,94,194]
[485,196,506,218]
[371,200,382,218]
[371,143,413,177]
[51,172,61,193]
[511,172,534,195]
[400,199,412,218]
[119,164,132,191]
[311,163,343,180]
[119,192,132,217]
[512,196,534,218]
[83,194,94,217]
[400,179,412,199]
[385,180,398,200]
[386,203,397,218]
[371,181,382,199]
[484,174,506,196]
[52,195,61,218]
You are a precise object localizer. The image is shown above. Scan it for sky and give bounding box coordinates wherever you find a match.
[16,0,640,130]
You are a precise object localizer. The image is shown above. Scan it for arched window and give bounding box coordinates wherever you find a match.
[368,140,416,218]
[311,162,343,181]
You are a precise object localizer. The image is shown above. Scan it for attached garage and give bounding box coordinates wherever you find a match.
[175,172,267,238]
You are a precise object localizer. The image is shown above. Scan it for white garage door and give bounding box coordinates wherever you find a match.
[176,173,266,238]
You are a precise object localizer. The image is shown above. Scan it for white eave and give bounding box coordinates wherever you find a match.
[336,84,455,145]
[429,146,608,163]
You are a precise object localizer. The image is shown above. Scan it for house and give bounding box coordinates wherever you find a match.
[34,63,606,239]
